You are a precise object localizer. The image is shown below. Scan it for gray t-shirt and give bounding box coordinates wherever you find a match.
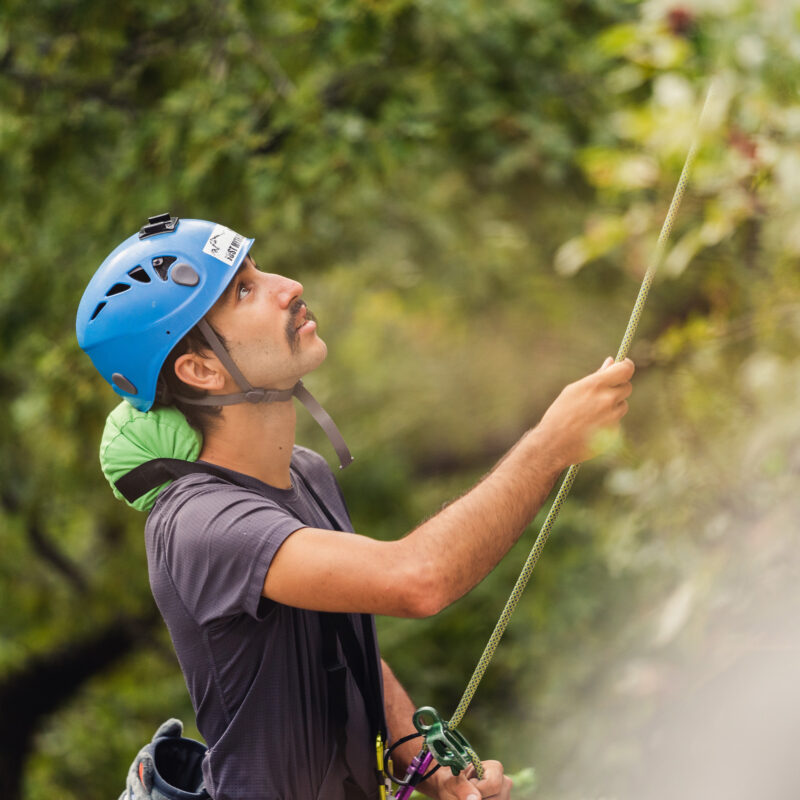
[145,446,382,800]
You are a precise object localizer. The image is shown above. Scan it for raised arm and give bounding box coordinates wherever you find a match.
[263,358,634,617]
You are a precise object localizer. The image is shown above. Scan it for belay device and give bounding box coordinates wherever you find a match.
[383,708,479,799]
[382,84,716,799]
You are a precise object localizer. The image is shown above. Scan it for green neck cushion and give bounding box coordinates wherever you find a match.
[100,402,202,512]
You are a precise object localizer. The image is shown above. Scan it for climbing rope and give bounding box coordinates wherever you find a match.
[443,82,718,776]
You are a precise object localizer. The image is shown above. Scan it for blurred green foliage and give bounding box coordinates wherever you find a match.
[2,0,800,798]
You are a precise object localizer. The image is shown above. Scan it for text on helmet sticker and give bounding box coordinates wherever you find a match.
[202,225,246,266]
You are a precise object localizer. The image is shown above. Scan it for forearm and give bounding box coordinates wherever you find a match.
[381,660,443,799]
[400,425,564,615]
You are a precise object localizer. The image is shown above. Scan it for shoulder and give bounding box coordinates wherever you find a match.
[144,473,302,622]
[291,446,344,499]
[150,472,257,517]
[146,473,294,544]
[291,445,333,479]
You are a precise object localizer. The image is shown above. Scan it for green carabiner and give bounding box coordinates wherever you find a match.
[412,706,477,776]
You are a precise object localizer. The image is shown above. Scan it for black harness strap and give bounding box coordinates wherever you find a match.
[291,470,387,742]
[115,458,239,504]
[288,468,387,744]
[321,613,350,749]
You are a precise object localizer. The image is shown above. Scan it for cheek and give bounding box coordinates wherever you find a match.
[237,316,286,350]
[227,332,275,366]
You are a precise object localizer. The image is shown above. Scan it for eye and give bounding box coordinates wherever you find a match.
[237,281,252,301]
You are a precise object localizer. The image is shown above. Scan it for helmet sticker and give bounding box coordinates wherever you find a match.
[202,224,246,266]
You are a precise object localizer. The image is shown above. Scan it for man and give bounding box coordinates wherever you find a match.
[77,215,634,800]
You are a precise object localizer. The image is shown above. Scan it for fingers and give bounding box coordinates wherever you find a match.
[537,356,636,468]
[608,379,633,405]
[584,365,632,435]
[438,760,511,800]
[597,356,614,371]
[438,775,482,800]
[596,357,635,385]
[597,361,633,403]
[490,775,513,800]
[595,359,634,423]
[468,760,508,799]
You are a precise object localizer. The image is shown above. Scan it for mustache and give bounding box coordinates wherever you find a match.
[286,299,317,352]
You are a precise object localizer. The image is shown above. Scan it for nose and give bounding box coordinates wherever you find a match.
[268,273,303,309]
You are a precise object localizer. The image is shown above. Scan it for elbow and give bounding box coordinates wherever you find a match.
[396,560,448,619]
[403,591,442,620]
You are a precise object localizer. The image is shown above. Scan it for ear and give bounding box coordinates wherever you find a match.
[173,351,226,392]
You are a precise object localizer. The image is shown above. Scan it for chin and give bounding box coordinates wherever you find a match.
[295,336,327,375]
[310,337,328,367]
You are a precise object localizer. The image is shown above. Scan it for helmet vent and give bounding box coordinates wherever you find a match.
[90,302,106,320]
[127,265,151,283]
[151,255,177,281]
[106,283,130,297]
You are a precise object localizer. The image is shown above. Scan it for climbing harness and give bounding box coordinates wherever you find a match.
[385,83,717,797]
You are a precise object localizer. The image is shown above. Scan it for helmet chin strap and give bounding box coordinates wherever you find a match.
[173,318,353,469]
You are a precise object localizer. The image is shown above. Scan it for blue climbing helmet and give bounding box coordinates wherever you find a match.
[77,213,352,468]
[76,214,253,412]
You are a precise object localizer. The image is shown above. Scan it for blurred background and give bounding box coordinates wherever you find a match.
[2,0,800,798]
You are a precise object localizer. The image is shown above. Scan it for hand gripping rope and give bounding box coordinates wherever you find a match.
[385,83,717,799]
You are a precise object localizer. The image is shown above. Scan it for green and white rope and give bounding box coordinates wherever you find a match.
[447,84,716,756]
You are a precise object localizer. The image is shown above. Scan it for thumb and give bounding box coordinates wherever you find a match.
[439,771,481,800]
[598,356,614,371]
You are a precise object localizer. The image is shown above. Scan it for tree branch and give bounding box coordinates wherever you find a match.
[0,609,160,800]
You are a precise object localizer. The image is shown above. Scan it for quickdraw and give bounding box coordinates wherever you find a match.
[384,81,717,799]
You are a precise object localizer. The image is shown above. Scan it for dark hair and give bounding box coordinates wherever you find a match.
[155,322,226,434]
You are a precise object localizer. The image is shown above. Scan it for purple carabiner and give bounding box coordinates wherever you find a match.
[391,749,435,800]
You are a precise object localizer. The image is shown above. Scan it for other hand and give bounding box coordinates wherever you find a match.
[536,356,635,468]
[430,760,512,800]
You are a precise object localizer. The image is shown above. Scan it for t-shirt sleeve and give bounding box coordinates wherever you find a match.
[159,481,305,624]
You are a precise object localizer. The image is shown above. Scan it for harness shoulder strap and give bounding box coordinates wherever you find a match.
[114,457,236,504]
[295,470,388,742]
